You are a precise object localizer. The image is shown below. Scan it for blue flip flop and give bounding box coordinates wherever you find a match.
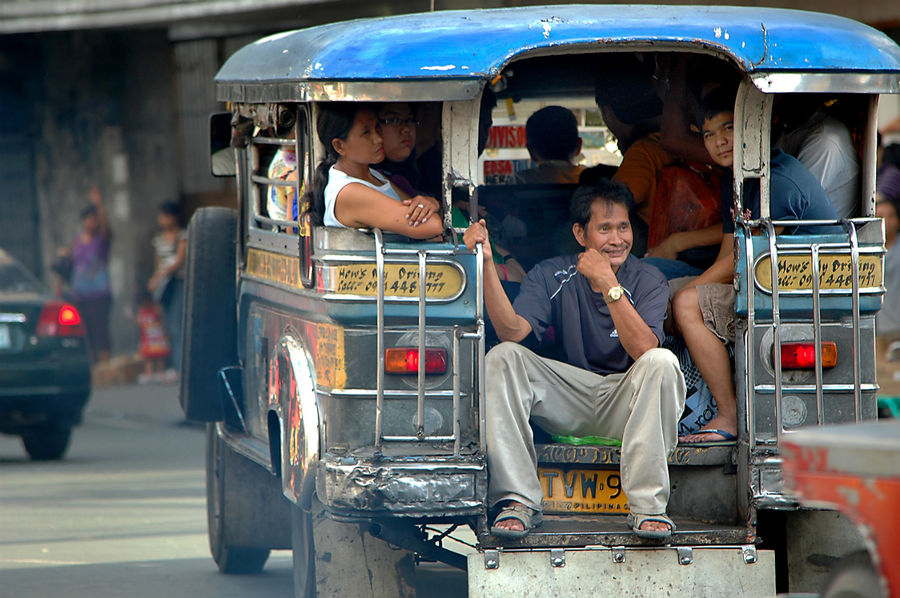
[679,428,737,446]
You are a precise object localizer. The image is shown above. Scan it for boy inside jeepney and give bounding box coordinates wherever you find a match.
[672,87,840,444]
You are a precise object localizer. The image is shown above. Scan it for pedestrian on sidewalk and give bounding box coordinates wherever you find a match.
[147,201,187,379]
[61,184,113,364]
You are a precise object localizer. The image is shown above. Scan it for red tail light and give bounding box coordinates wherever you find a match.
[36,302,86,337]
[777,341,837,370]
[384,348,448,375]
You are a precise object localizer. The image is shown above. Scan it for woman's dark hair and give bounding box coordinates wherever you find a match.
[570,180,634,228]
[158,201,182,226]
[304,102,370,225]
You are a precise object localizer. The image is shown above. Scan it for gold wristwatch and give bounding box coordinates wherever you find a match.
[605,285,624,304]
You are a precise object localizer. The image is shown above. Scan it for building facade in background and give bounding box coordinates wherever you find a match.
[1,0,898,354]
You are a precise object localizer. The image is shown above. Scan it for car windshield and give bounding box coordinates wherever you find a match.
[0,262,43,294]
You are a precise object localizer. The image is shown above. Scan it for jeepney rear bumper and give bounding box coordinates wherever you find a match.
[316,454,487,518]
[468,545,775,597]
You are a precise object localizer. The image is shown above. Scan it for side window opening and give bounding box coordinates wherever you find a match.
[247,104,309,234]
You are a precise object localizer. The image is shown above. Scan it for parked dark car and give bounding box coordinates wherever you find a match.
[0,249,91,460]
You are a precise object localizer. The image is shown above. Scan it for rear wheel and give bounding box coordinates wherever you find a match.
[21,425,71,461]
[822,551,884,598]
[291,504,316,598]
[206,423,270,574]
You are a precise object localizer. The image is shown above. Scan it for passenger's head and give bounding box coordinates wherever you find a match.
[80,205,99,234]
[570,181,635,270]
[323,104,384,166]
[305,103,383,224]
[158,201,181,230]
[377,103,417,163]
[525,106,581,162]
[700,86,736,168]
[594,55,663,150]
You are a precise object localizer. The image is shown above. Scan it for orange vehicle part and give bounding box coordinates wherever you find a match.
[781,421,900,597]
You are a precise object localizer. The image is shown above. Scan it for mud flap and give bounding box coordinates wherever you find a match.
[468,545,774,597]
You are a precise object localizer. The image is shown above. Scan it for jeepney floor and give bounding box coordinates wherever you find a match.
[478,514,754,549]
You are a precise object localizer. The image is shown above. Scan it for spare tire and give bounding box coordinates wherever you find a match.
[179,207,238,421]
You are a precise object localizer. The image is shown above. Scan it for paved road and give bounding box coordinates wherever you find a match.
[0,382,467,598]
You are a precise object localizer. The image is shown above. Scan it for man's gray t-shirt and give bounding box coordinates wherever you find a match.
[513,253,668,375]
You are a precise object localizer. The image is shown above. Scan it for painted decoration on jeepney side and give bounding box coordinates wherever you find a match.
[305,322,346,390]
[754,254,882,292]
[246,248,302,288]
[321,262,464,300]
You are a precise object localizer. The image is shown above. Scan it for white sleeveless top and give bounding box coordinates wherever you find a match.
[323,166,402,228]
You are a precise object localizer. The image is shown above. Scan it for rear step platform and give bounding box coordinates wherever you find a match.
[476,443,747,548]
[478,514,755,548]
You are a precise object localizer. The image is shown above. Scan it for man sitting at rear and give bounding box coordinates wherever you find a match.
[463,181,685,540]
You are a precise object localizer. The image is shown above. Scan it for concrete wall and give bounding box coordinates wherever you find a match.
[0,30,178,354]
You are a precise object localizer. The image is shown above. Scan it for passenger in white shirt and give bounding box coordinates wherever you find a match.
[305,103,442,240]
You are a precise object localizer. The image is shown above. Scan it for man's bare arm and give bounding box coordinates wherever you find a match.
[463,220,532,343]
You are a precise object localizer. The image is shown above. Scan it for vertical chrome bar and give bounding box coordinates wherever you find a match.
[374,229,386,451]
[452,326,461,455]
[810,243,824,425]
[742,221,757,450]
[766,221,783,442]
[844,220,863,421]
[417,249,427,439]
[476,243,486,451]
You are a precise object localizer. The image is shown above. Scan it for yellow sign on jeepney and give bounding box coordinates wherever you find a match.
[754,254,882,292]
[324,262,464,300]
[246,249,303,288]
[539,468,630,514]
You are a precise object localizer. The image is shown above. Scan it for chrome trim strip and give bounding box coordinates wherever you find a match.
[382,435,456,443]
[417,249,427,439]
[766,220,783,443]
[375,228,386,452]
[325,389,461,398]
[754,383,878,393]
[843,220,863,421]
[810,243,824,425]
[751,72,900,94]
[476,242,486,451]
[218,80,485,104]
[452,326,461,455]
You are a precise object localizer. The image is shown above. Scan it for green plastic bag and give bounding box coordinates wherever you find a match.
[551,434,622,447]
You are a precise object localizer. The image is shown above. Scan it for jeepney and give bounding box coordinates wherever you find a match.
[182,6,900,597]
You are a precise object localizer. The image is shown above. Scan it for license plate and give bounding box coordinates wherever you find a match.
[539,468,629,514]
[0,324,10,349]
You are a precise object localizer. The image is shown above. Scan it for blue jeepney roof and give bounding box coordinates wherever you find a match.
[216,4,900,101]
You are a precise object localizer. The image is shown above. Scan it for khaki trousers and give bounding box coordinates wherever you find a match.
[485,342,686,516]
